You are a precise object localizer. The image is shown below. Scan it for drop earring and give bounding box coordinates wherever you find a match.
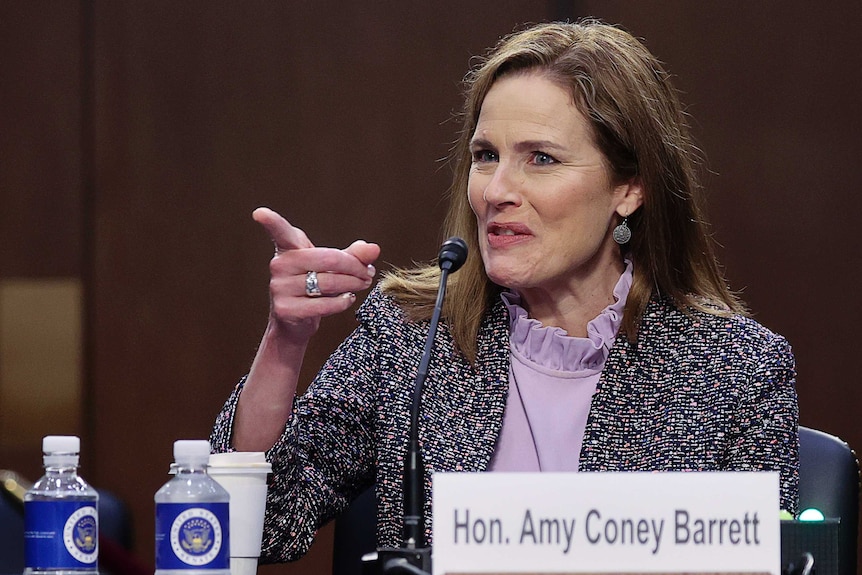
[613,216,631,245]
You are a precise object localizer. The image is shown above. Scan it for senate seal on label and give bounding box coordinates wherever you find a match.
[170,508,223,565]
[63,506,98,563]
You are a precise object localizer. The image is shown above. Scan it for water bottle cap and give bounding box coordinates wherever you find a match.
[173,439,211,461]
[43,435,80,454]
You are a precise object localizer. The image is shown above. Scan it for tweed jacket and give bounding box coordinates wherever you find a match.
[210,285,798,563]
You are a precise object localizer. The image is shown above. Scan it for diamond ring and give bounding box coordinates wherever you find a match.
[305,271,322,297]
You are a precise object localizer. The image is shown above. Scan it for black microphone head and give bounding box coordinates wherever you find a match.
[438,237,468,272]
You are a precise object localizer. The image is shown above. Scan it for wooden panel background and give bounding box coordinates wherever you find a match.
[1,2,860,574]
[0,1,85,474]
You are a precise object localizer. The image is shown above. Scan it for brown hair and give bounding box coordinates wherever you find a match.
[380,19,744,362]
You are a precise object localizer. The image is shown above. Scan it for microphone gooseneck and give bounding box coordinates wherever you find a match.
[365,238,468,575]
[404,237,468,547]
[402,237,468,567]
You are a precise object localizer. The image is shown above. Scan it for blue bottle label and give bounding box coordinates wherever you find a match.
[155,502,229,570]
[25,500,99,568]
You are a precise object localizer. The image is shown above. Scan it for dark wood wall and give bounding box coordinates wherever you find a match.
[2,2,860,574]
[0,2,86,468]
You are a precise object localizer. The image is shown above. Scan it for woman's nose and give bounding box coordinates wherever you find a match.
[481,163,523,206]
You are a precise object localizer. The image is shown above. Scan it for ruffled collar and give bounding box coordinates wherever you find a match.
[501,259,633,374]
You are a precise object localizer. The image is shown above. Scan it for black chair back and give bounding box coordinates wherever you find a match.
[798,425,860,575]
[332,486,377,575]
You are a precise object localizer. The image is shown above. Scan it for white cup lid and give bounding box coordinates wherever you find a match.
[208,451,271,473]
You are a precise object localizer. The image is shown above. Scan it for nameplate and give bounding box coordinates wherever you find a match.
[432,472,779,574]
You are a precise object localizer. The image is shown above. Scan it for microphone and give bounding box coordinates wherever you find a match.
[437,237,468,272]
[404,237,467,547]
[363,237,468,575]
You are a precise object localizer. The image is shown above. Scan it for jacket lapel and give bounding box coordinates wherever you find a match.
[419,297,510,475]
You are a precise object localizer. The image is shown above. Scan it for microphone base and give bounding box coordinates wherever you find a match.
[361,547,432,575]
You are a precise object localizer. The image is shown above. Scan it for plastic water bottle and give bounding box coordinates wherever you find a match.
[155,440,230,575]
[24,435,99,575]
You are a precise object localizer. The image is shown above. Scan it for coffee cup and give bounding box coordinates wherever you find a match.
[208,452,272,575]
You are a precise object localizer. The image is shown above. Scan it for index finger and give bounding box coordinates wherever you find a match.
[253,207,314,251]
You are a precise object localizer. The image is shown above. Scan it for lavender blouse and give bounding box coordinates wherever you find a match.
[488,260,633,472]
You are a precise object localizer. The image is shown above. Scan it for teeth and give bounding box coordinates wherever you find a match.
[495,229,516,236]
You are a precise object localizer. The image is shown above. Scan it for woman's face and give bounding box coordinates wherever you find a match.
[468,71,642,301]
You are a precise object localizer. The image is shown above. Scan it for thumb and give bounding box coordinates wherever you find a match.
[344,240,381,266]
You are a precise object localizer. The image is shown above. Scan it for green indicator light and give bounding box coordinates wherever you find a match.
[798,508,825,521]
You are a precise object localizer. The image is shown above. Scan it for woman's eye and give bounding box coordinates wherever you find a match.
[472,150,498,163]
[532,152,556,165]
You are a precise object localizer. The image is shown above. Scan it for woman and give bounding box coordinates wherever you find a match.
[211,20,798,562]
